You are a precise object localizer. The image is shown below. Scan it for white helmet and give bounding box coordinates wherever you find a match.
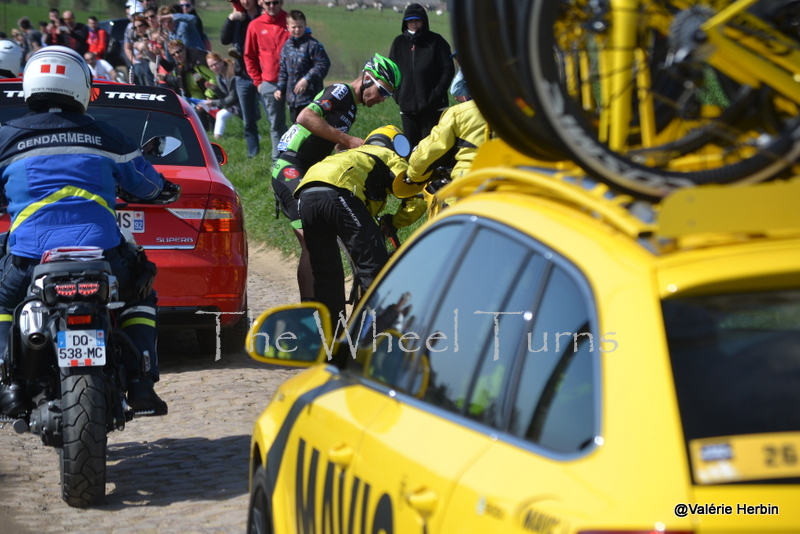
[23,46,92,113]
[0,39,23,79]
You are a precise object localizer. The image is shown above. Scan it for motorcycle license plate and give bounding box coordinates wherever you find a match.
[116,210,145,233]
[57,330,107,367]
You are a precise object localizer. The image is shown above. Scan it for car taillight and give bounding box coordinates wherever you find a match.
[201,196,243,233]
[167,195,243,233]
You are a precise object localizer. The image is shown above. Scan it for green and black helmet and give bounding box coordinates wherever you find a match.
[363,53,401,91]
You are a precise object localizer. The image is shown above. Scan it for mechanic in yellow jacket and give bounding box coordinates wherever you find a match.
[405,98,489,202]
[295,126,425,321]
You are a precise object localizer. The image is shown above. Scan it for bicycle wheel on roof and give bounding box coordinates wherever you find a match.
[519,0,800,200]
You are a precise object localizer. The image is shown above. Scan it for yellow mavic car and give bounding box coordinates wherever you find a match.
[246,140,800,534]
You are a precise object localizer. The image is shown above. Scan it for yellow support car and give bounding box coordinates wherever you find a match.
[246,140,800,534]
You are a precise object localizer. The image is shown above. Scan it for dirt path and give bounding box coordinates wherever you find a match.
[0,246,302,534]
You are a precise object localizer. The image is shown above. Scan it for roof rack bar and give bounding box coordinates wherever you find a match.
[434,166,656,239]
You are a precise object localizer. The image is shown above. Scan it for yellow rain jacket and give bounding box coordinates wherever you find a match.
[296,144,425,227]
[407,99,488,184]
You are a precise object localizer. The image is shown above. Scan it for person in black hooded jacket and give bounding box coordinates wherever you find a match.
[389,3,454,148]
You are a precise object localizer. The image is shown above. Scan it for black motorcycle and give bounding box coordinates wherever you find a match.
[0,136,181,507]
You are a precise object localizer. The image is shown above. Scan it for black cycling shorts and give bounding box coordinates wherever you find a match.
[272,162,305,229]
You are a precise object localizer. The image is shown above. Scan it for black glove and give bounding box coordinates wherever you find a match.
[378,214,400,250]
[117,176,180,205]
[154,179,181,204]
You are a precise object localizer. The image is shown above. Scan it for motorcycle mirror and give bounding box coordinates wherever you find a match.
[142,136,182,158]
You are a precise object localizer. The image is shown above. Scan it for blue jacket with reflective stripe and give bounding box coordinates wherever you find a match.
[0,111,164,259]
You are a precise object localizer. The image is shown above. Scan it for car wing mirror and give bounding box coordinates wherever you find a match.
[247,302,332,367]
[142,135,182,157]
[210,142,227,166]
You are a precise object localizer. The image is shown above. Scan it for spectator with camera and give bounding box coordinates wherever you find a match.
[178,0,212,51]
[45,10,89,56]
[124,15,156,85]
[159,5,205,60]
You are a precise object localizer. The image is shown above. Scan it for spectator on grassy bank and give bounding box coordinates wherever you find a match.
[275,10,330,123]
[244,0,289,160]
[389,3,454,147]
[220,0,263,158]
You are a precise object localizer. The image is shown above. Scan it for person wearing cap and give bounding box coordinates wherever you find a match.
[272,54,401,302]
[389,3,455,148]
[449,51,471,103]
[295,126,426,322]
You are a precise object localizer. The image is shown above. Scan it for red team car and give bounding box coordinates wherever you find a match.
[0,81,248,353]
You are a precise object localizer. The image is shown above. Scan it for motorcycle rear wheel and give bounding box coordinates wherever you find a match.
[60,368,108,507]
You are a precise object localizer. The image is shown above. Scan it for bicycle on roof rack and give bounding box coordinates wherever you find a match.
[453,0,800,201]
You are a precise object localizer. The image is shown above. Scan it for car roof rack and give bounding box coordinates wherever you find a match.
[437,139,800,254]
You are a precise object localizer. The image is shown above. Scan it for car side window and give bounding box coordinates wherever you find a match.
[464,253,547,428]
[419,227,533,416]
[508,266,597,453]
[353,222,464,389]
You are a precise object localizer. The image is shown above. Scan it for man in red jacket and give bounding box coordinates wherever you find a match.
[244,0,289,160]
[86,16,109,59]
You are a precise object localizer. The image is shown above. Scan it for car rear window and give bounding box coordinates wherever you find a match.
[91,107,205,167]
[0,104,204,167]
[663,290,800,482]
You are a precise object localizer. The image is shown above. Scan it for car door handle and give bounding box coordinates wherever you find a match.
[407,487,439,515]
[328,444,354,467]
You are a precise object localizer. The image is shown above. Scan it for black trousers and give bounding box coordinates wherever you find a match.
[401,109,445,148]
[298,186,389,322]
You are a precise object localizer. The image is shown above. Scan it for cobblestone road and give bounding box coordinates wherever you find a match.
[0,247,300,533]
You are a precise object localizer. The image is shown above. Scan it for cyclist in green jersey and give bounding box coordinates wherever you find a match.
[271,53,401,300]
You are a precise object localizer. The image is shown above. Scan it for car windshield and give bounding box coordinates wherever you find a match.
[0,107,204,167]
[663,290,800,483]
